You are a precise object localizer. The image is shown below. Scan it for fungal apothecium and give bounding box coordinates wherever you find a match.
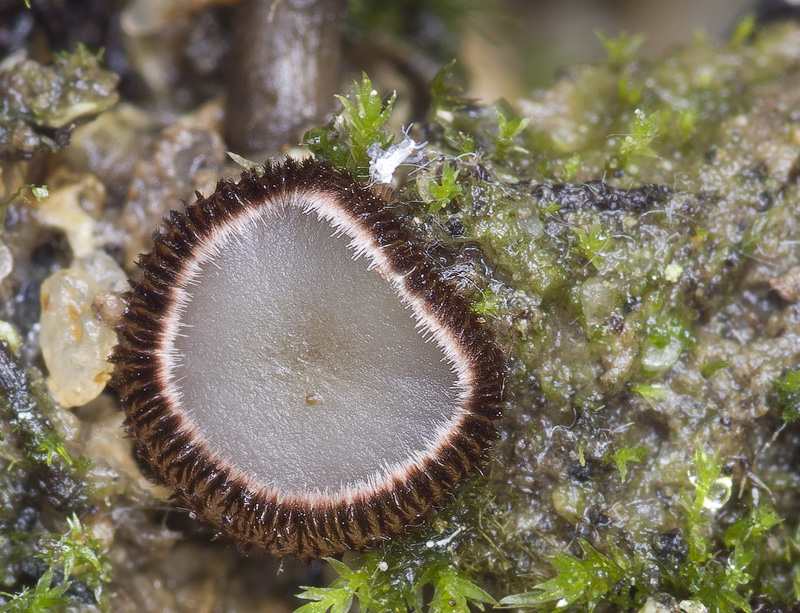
[112,160,505,557]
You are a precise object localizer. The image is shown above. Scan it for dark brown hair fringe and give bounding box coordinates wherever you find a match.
[112,159,506,558]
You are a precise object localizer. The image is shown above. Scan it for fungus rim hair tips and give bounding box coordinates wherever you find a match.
[112,159,506,558]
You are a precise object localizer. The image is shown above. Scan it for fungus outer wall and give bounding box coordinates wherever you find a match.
[113,161,505,557]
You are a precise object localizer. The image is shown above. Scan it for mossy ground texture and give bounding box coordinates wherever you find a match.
[304,22,800,612]
[1,13,800,613]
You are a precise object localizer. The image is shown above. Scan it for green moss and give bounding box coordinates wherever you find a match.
[38,514,112,604]
[421,162,462,213]
[0,566,71,613]
[604,445,647,483]
[295,21,800,611]
[292,473,508,612]
[560,153,582,182]
[498,449,780,612]
[419,560,496,613]
[4,5,798,610]
[0,185,48,229]
[617,108,669,162]
[631,382,669,408]
[491,107,531,159]
[499,538,642,611]
[0,344,111,609]
[571,222,611,270]
[304,73,396,177]
[0,344,83,475]
[0,514,111,612]
[729,13,758,47]
[597,30,645,66]
[471,287,501,318]
[297,553,495,613]
[771,369,800,424]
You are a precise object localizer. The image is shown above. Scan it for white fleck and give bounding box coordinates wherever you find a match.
[638,597,673,613]
[687,474,732,512]
[0,321,21,354]
[377,561,388,572]
[679,600,708,613]
[435,108,454,123]
[0,242,12,282]
[368,135,426,184]
[664,262,683,282]
[425,526,464,550]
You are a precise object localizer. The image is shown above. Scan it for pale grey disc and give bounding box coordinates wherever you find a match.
[168,204,460,497]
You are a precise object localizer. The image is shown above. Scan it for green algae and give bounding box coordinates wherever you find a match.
[304,20,800,611]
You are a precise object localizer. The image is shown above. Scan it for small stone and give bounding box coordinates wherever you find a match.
[517,208,544,239]
[639,596,679,613]
[581,276,618,328]
[0,241,12,282]
[0,320,21,353]
[40,251,126,408]
[93,291,127,328]
[550,481,587,523]
[33,174,106,258]
[41,269,116,407]
[641,336,684,376]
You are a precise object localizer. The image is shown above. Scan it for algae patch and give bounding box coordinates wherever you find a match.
[306,22,800,610]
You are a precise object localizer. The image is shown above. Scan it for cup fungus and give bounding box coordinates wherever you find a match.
[112,159,505,558]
